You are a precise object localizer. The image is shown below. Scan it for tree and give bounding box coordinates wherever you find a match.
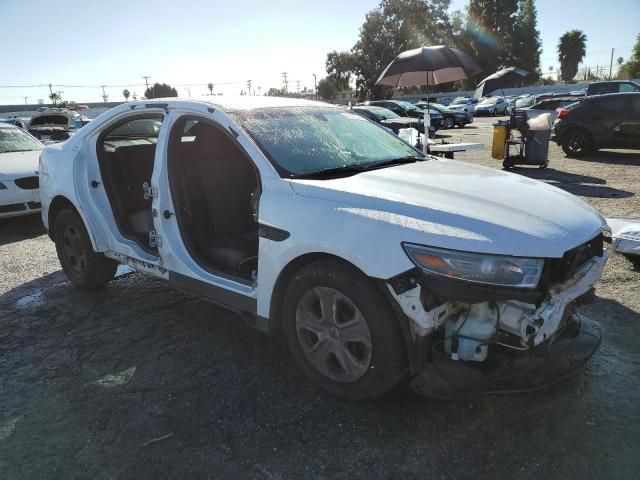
[144,82,178,99]
[49,92,61,106]
[618,34,640,79]
[464,0,519,75]
[122,89,130,102]
[207,83,214,95]
[350,0,457,100]
[317,78,338,100]
[557,30,587,83]
[325,51,357,90]
[511,0,541,82]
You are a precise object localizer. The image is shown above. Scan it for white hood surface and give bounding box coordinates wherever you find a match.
[289,159,605,259]
[0,150,40,179]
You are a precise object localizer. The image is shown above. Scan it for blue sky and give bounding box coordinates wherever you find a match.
[1,0,638,104]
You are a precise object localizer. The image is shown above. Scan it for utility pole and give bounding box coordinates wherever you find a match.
[296,80,301,94]
[282,72,288,93]
[23,97,28,111]
[247,79,252,96]
[142,76,151,96]
[101,85,108,103]
[609,48,614,80]
[312,74,317,100]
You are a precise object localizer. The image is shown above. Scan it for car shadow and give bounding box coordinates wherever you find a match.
[507,167,634,198]
[0,214,46,247]
[577,150,640,165]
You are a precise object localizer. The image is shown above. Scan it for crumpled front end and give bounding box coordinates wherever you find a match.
[386,237,607,399]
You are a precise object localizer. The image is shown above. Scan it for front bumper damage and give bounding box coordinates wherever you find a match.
[387,253,607,399]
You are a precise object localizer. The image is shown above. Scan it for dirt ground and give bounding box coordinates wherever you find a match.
[1,117,639,479]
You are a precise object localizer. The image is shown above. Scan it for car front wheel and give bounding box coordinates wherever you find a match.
[442,117,455,129]
[54,209,118,289]
[561,129,594,157]
[282,260,407,400]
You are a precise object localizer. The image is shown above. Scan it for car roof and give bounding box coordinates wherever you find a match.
[590,80,639,85]
[125,95,335,113]
[585,91,640,101]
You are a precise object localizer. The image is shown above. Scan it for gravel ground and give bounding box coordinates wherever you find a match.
[1,117,639,479]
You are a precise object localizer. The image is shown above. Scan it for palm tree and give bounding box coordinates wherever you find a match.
[122,89,130,102]
[49,92,61,106]
[207,83,214,95]
[557,30,587,83]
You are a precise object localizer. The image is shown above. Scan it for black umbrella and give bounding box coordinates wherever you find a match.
[375,45,480,149]
[474,67,529,99]
[375,46,481,88]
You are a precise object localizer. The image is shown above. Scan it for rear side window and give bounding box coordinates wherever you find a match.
[108,118,162,138]
[620,83,640,93]
[595,97,629,112]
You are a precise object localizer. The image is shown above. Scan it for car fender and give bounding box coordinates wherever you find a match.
[255,182,418,318]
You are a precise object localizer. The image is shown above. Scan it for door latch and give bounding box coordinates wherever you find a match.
[143,182,158,200]
[148,230,162,248]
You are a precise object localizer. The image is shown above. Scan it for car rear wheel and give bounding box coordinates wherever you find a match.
[54,209,117,289]
[282,260,407,400]
[561,129,594,157]
[442,117,455,129]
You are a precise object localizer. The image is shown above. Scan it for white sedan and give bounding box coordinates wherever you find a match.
[0,122,43,218]
[39,97,608,400]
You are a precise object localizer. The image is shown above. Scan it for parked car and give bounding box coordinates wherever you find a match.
[446,96,479,115]
[28,109,90,143]
[552,92,640,157]
[0,117,30,130]
[0,122,43,218]
[587,80,640,96]
[522,96,585,122]
[40,96,608,400]
[351,106,435,138]
[361,100,443,130]
[415,102,471,128]
[474,96,509,116]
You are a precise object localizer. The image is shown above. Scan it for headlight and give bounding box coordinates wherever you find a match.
[403,244,544,288]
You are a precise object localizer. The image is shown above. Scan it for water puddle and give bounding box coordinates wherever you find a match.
[15,291,43,309]
[88,366,137,388]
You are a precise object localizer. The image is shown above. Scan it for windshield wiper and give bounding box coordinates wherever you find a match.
[290,156,423,179]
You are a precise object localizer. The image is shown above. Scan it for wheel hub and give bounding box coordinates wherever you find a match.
[295,287,373,383]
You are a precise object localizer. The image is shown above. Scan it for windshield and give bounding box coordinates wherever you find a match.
[479,97,498,105]
[233,107,423,177]
[0,127,43,153]
[515,97,534,107]
[451,98,468,105]
[366,107,400,120]
[394,101,418,112]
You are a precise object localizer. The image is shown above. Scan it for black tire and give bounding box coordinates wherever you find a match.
[442,117,455,129]
[561,129,594,157]
[282,260,408,400]
[54,209,117,289]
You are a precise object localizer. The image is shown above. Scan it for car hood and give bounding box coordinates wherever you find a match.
[0,150,40,179]
[288,159,605,258]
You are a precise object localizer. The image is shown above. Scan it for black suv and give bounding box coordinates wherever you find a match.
[586,80,640,96]
[552,92,640,157]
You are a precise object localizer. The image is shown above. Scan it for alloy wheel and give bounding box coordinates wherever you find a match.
[295,287,372,383]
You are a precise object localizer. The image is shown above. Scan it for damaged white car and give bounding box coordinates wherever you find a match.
[39,97,607,400]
